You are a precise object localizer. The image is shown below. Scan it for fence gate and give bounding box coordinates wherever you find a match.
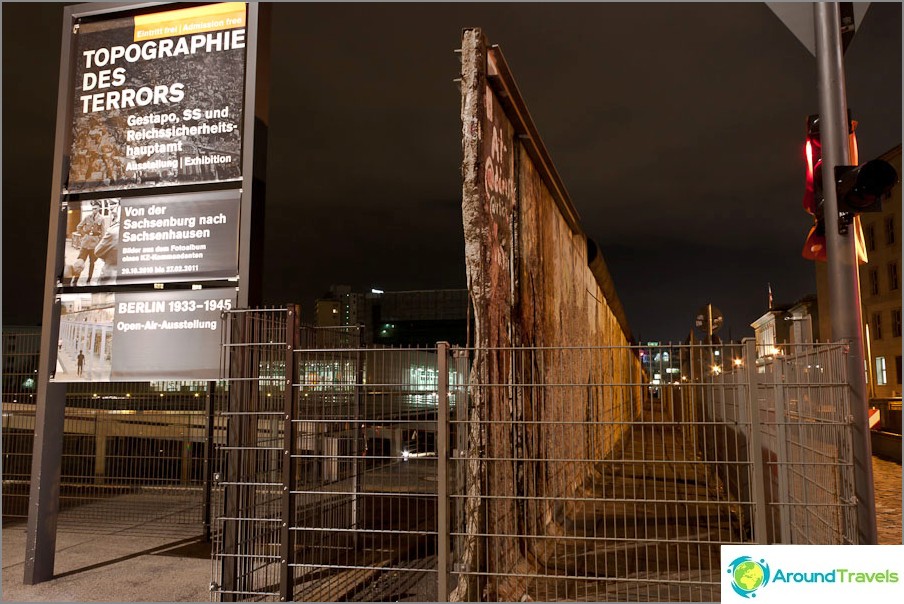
[211,308,456,601]
[210,314,858,602]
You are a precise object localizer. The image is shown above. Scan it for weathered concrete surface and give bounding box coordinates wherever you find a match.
[458,28,642,601]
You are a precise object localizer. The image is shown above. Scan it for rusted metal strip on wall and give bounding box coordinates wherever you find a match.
[484,46,581,235]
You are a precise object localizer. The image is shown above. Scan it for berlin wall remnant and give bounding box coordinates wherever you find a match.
[458,28,643,601]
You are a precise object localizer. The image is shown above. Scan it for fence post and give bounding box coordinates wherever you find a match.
[437,341,450,602]
[744,339,769,543]
[352,326,365,545]
[280,305,299,602]
[204,380,216,543]
[221,311,248,601]
[772,355,792,543]
[452,348,469,595]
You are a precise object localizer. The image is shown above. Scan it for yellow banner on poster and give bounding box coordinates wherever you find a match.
[133,2,246,42]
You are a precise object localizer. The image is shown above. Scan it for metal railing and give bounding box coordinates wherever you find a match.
[208,311,858,602]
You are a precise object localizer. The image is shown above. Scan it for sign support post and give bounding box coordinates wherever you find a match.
[814,1,876,545]
[24,5,80,583]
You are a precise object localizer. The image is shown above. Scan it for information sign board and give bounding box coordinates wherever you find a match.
[53,287,236,381]
[63,189,241,287]
[66,2,248,193]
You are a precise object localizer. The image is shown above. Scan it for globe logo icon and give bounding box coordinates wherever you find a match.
[727,556,770,598]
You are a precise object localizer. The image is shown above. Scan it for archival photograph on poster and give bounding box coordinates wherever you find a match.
[62,198,121,286]
[54,292,116,381]
[62,190,240,287]
[53,288,236,382]
[66,2,247,193]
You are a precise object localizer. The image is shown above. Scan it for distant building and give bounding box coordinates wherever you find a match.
[315,298,341,327]
[750,295,820,360]
[2,326,41,401]
[314,284,358,329]
[815,144,902,397]
[858,145,902,397]
[640,342,683,386]
[315,286,469,347]
[368,289,469,347]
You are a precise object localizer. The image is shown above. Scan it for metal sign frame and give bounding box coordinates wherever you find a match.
[25,1,267,584]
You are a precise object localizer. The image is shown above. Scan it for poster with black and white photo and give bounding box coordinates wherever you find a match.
[63,198,121,287]
[66,2,247,193]
[53,288,236,382]
[62,190,240,286]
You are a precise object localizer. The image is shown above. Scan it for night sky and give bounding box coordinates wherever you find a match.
[2,2,902,343]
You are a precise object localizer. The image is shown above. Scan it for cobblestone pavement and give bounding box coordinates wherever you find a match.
[873,456,902,544]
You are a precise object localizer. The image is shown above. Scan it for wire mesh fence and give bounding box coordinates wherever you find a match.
[212,307,290,601]
[754,343,857,545]
[4,321,860,601]
[450,341,857,602]
[207,309,858,603]
[210,307,450,602]
[452,344,745,603]
[2,329,217,534]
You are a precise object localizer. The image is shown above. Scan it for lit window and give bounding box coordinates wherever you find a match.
[876,356,887,385]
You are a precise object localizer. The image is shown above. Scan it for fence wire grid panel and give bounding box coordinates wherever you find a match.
[211,307,449,602]
[208,314,857,602]
[453,345,745,603]
[2,328,216,535]
[754,344,858,545]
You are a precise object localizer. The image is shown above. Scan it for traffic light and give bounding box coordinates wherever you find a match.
[800,112,870,262]
[802,114,823,217]
[802,220,827,261]
[802,115,827,260]
[835,159,899,214]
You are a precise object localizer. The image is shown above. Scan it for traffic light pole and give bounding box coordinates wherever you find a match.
[814,2,877,545]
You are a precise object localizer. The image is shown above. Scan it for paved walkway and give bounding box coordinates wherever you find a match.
[1,528,211,602]
[873,455,903,545]
[0,457,898,602]
[1,498,211,603]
